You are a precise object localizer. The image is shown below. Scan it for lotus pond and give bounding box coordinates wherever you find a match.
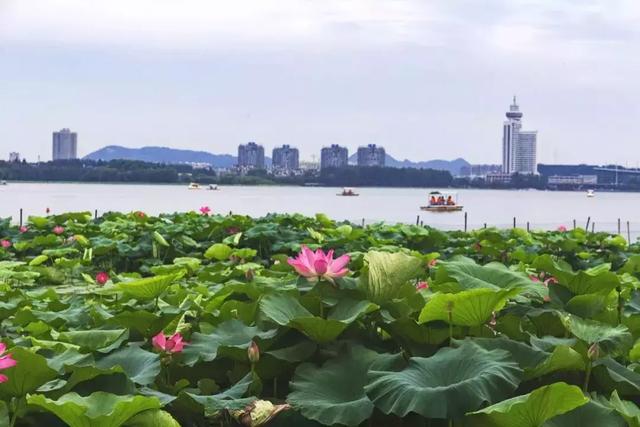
[0,211,640,426]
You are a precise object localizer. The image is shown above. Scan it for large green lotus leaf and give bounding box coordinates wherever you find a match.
[182,373,254,417]
[467,382,588,427]
[359,251,423,304]
[27,392,161,427]
[122,409,180,427]
[457,337,584,380]
[0,347,58,398]
[327,298,378,323]
[259,293,354,343]
[435,256,544,298]
[543,399,625,427]
[44,349,93,373]
[565,293,612,318]
[561,315,632,355]
[116,274,179,300]
[365,340,522,419]
[204,243,233,261]
[289,318,349,343]
[95,346,161,386]
[593,357,640,395]
[182,319,277,366]
[533,255,620,295]
[52,329,129,353]
[265,341,317,362]
[606,390,640,427]
[419,288,520,327]
[288,346,402,426]
[260,293,313,325]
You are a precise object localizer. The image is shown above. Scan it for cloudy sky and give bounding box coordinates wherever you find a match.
[1,0,639,164]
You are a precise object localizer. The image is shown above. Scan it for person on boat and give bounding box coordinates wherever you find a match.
[438,196,445,205]
[430,195,437,205]
[446,195,454,206]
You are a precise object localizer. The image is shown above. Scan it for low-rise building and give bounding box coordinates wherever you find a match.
[8,152,20,162]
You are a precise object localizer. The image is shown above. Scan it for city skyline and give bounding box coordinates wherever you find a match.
[2,1,640,165]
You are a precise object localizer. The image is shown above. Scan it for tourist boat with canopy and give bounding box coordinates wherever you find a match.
[421,191,463,212]
[187,182,201,190]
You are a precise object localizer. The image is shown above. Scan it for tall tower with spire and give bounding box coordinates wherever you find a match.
[501,96,537,175]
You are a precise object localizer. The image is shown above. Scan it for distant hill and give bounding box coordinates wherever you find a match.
[84,146,238,168]
[85,145,468,174]
[349,154,469,175]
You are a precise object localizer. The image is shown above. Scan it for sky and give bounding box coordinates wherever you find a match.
[1,0,639,165]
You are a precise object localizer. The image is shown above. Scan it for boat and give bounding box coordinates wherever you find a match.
[586,189,595,198]
[421,191,463,212]
[337,187,359,196]
[0,181,6,186]
[208,184,219,191]
[187,182,201,190]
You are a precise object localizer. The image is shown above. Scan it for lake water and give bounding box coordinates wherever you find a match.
[1,182,638,237]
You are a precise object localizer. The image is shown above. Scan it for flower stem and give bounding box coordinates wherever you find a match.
[583,361,592,393]
[448,311,454,346]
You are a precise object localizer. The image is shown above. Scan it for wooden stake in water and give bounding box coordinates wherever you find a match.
[618,218,622,235]
[416,215,420,225]
[94,209,98,220]
[19,208,23,227]
[513,217,516,228]
[527,221,530,232]
[585,216,591,231]
[591,222,595,233]
[464,212,468,232]
[573,219,576,230]
[628,221,631,243]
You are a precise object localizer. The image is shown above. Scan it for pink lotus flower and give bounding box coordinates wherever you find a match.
[19,226,28,233]
[152,332,186,354]
[135,211,146,218]
[227,226,240,235]
[52,226,64,235]
[287,245,350,282]
[557,225,567,232]
[0,240,10,249]
[428,259,438,268]
[95,271,109,286]
[530,275,540,282]
[0,343,16,383]
[416,281,429,290]
[199,206,211,215]
[544,277,558,286]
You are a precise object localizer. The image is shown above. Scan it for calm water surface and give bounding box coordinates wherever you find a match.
[1,183,639,235]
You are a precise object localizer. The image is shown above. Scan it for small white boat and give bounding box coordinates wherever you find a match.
[208,184,219,191]
[421,191,463,212]
[586,189,595,198]
[337,187,359,197]
[0,181,6,186]
[188,182,201,190]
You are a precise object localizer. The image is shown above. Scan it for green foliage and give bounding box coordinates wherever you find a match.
[0,211,636,426]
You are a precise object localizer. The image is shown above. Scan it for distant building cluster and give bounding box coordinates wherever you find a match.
[459,164,502,177]
[52,128,78,161]
[8,152,20,162]
[233,142,387,175]
[501,97,537,175]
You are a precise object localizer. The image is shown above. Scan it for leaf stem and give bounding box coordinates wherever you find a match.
[448,311,453,346]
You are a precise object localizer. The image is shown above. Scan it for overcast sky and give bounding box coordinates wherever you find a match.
[1,0,639,164]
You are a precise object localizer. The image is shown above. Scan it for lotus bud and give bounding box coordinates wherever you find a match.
[232,400,290,427]
[587,343,600,361]
[247,340,260,364]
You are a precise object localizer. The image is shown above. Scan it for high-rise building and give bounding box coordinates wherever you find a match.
[52,128,78,161]
[8,152,20,162]
[501,97,537,174]
[320,144,348,169]
[237,142,265,169]
[357,144,386,167]
[272,145,299,171]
